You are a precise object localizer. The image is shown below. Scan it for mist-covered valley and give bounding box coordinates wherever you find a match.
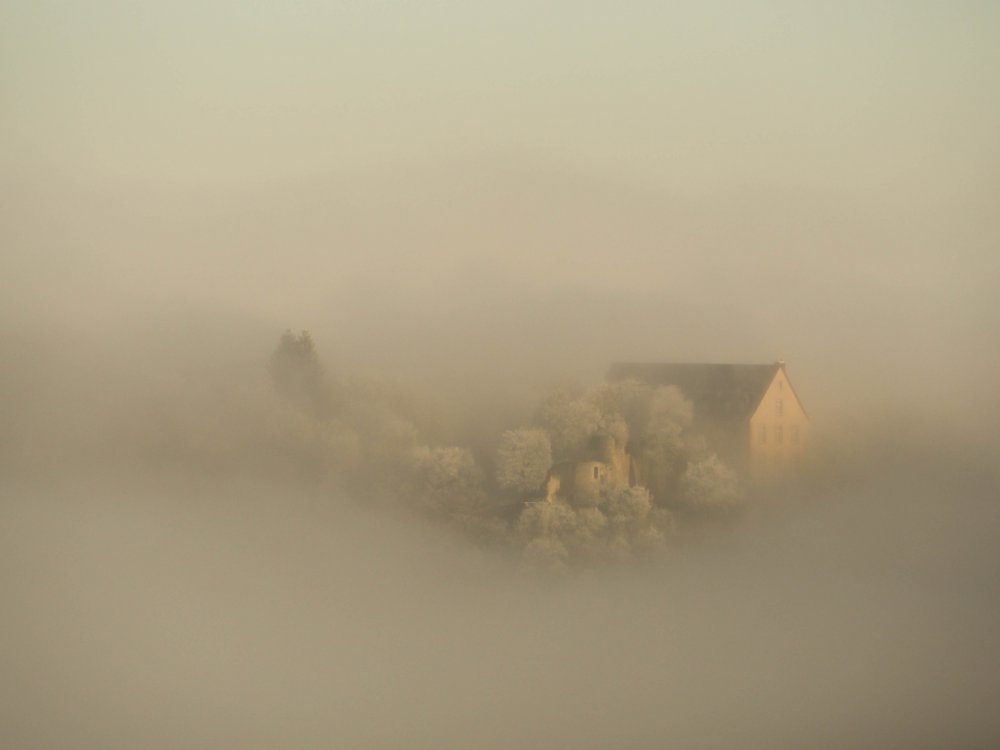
[2,430,998,749]
[4,1,1000,746]
[2,273,999,747]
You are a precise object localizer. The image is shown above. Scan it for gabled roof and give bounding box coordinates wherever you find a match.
[607,362,782,426]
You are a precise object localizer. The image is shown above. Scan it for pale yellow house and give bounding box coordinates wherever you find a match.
[747,362,809,478]
[608,361,808,480]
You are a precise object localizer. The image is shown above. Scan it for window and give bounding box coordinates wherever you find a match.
[758,425,767,444]
[775,399,784,417]
[593,465,600,480]
[791,425,800,444]
[778,380,783,391]
[775,425,784,444]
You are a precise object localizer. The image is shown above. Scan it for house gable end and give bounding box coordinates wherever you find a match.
[749,365,809,477]
[750,367,808,424]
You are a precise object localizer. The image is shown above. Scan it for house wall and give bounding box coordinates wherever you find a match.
[749,366,809,480]
[545,438,630,506]
[607,439,630,487]
[574,461,609,505]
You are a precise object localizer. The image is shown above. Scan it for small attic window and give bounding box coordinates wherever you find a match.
[593,466,600,480]
[778,380,783,390]
[776,399,784,417]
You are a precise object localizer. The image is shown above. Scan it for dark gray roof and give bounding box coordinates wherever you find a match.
[607,362,782,426]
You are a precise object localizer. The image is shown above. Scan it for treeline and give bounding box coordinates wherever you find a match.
[142,331,745,572]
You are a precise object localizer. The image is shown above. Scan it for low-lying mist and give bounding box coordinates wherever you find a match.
[2,138,998,750]
[4,1,999,743]
[2,305,999,748]
[2,454,997,749]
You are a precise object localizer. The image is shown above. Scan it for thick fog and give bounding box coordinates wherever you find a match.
[3,2,1000,748]
[1,462,998,750]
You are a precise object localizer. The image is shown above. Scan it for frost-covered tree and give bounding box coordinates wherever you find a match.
[495,428,553,495]
[534,386,602,461]
[635,386,700,505]
[517,499,608,571]
[405,445,484,515]
[679,454,744,510]
[599,484,675,560]
[589,378,654,439]
[639,420,686,499]
[516,484,675,571]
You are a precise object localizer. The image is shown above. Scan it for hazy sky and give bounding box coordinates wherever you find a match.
[3,1,998,193]
[2,1,998,424]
